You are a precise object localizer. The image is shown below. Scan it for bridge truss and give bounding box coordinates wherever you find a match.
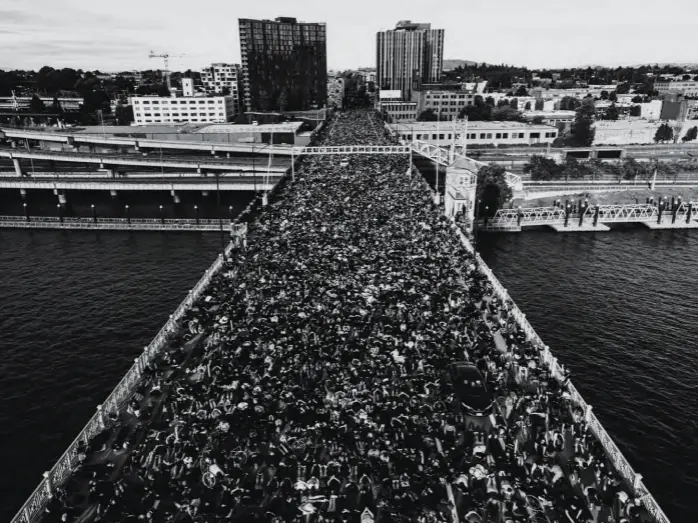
[292,145,409,155]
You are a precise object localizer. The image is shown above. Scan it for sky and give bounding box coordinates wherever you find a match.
[1,0,697,73]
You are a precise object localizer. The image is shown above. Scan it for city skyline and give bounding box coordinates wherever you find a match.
[1,0,697,73]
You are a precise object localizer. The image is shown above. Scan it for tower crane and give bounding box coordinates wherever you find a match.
[148,51,184,92]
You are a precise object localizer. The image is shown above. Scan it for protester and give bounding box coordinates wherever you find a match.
[40,109,649,523]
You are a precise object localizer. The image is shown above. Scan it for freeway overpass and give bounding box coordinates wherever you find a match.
[0,127,295,157]
[0,148,288,176]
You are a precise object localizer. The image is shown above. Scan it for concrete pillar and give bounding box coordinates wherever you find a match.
[134,141,140,152]
[110,189,118,200]
[12,158,22,177]
[19,188,27,200]
[687,203,693,223]
[579,203,586,226]
[262,193,268,207]
[593,206,600,227]
[58,192,68,205]
[633,473,643,493]
[197,167,202,174]
[672,205,678,224]
[173,193,181,204]
[564,205,570,227]
[658,201,664,224]
[10,140,17,149]
[517,207,523,226]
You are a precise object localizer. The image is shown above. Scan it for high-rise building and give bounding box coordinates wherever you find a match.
[239,17,327,112]
[200,63,242,115]
[376,21,444,101]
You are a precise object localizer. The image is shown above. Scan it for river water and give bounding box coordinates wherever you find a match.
[1,226,696,522]
[477,227,698,522]
[0,229,223,522]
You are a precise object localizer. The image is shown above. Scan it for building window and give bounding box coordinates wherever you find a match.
[496,133,502,139]
[439,134,444,140]
[530,132,540,138]
[502,133,508,139]
[480,133,486,139]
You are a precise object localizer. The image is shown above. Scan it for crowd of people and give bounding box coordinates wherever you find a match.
[40,110,651,523]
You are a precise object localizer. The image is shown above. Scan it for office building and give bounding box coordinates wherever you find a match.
[412,89,475,119]
[376,21,444,101]
[129,95,236,125]
[239,17,327,112]
[377,90,418,121]
[199,63,241,115]
[655,80,698,97]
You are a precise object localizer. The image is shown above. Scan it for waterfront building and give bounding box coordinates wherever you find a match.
[390,120,559,146]
[376,20,444,101]
[377,90,418,121]
[129,94,236,125]
[238,17,327,112]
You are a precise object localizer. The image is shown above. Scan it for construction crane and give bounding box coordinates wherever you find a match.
[148,51,183,92]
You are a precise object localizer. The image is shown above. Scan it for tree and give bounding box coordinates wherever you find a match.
[615,82,630,94]
[562,157,585,181]
[524,101,531,110]
[558,96,581,111]
[476,164,512,216]
[630,105,642,117]
[515,85,528,96]
[278,90,288,112]
[30,94,45,112]
[608,91,617,102]
[523,155,563,181]
[532,116,545,125]
[491,106,522,121]
[114,104,134,125]
[600,90,609,100]
[50,96,63,115]
[654,123,673,143]
[157,84,170,97]
[534,99,544,110]
[459,95,492,121]
[417,108,439,121]
[605,103,619,121]
[485,96,495,107]
[510,98,519,110]
[568,97,596,147]
[682,126,698,142]
[632,95,643,103]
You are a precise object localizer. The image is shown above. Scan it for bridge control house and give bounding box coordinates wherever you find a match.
[389,121,559,147]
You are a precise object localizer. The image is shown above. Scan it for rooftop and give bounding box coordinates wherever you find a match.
[194,122,305,134]
[390,121,557,131]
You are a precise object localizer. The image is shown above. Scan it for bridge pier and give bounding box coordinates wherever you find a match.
[19,188,27,200]
[57,192,68,205]
[564,205,570,227]
[12,158,22,177]
[593,205,600,226]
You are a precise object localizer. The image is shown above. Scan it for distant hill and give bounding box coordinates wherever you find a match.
[443,59,479,70]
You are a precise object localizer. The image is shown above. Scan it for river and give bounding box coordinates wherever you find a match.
[1,226,696,522]
[477,227,698,522]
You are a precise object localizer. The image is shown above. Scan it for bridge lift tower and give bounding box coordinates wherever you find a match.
[148,51,183,92]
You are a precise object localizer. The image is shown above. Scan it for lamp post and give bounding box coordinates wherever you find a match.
[194,205,199,225]
[57,203,63,223]
[91,204,96,223]
[125,204,130,225]
[23,202,29,221]
[229,205,234,220]
[159,204,164,224]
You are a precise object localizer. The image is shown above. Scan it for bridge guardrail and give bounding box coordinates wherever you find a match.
[8,201,259,522]
[447,223,670,523]
[408,158,670,522]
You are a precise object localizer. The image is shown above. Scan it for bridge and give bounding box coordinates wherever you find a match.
[0,215,230,232]
[9,111,670,523]
[0,127,294,156]
[481,202,698,232]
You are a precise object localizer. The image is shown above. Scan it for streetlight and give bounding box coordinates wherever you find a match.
[159,204,164,224]
[194,204,199,224]
[91,204,96,223]
[23,202,28,221]
[125,204,130,224]
[229,205,234,220]
[57,203,63,223]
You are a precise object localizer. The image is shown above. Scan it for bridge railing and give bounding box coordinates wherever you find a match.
[8,206,257,522]
[0,215,227,225]
[410,158,671,522]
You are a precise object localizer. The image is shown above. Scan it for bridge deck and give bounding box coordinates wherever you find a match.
[12,110,669,523]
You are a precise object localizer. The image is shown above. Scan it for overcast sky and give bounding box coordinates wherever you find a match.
[1,0,696,72]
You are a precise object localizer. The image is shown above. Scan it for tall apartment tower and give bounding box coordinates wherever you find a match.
[376,21,444,101]
[239,17,327,112]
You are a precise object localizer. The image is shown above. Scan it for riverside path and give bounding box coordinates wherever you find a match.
[11,109,670,523]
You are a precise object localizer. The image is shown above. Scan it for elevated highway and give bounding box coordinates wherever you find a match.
[0,127,294,156]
